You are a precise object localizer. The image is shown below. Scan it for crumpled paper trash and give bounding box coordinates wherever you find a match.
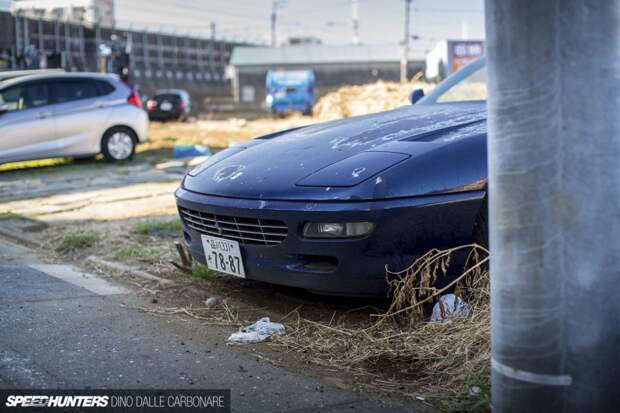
[430,294,471,322]
[228,317,285,343]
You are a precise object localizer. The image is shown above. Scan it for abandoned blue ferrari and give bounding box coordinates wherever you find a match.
[176,58,488,296]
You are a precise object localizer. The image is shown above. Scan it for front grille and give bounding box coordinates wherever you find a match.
[179,207,288,246]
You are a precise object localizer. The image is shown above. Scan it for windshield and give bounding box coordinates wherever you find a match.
[419,57,487,104]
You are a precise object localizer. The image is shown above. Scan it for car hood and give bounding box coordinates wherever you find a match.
[183,102,487,201]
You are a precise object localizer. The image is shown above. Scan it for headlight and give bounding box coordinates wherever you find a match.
[303,222,374,238]
[266,95,274,104]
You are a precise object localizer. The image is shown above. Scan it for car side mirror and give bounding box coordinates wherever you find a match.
[409,89,424,104]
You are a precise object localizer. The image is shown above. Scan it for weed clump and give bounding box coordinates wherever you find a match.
[57,232,99,254]
[272,244,491,412]
[131,219,182,237]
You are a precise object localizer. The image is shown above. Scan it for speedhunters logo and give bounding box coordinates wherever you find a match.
[1,390,230,412]
[6,395,109,408]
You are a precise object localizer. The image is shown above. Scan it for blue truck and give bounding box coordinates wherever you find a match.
[265,70,315,116]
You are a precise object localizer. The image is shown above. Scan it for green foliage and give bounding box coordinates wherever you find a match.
[57,232,99,254]
[131,219,182,236]
[191,263,215,280]
[0,212,27,220]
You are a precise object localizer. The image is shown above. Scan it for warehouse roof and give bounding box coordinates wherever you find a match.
[230,44,425,66]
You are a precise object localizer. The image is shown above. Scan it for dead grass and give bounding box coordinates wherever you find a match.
[312,79,434,121]
[49,217,491,411]
[39,214,491,411]
[131,219,183,236]
[141,116,312,158]
[272,244,491,412]
[133,301,242,327]
[112,244,162,261]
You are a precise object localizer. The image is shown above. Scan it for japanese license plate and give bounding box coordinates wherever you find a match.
[160,101,173,111]
[201,235,245,278]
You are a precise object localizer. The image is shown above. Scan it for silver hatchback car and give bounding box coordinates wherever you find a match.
[0,72,149,164]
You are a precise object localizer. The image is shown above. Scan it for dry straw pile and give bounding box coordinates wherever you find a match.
[273,244,491,412]
[313,78,434,121]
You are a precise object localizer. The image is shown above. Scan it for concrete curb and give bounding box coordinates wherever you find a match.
[86,255,175,286]
[0,227,42,249]
[30,263,130,296]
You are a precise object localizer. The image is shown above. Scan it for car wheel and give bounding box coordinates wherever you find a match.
[473,197,488,248]
[101,127,137,162]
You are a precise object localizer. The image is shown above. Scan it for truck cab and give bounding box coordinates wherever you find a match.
[265,70,315,116]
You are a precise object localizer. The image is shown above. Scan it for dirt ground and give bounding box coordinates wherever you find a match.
[138,116,314,162]
[0,159,417,405]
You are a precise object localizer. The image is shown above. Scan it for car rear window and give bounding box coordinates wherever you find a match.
[154,94,180,103]
[54,79,100,103]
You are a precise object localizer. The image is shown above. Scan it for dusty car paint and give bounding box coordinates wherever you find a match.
[182,103,487,202]
[177,64,488,296]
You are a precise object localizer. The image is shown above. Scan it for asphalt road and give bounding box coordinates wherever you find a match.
[0,240,410,413]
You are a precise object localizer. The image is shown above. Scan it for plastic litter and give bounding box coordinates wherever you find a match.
[205,296,221,307]
[430,294,471,322]
[172,145,212,158]
[228,317,285,343]
[469,386,482,395]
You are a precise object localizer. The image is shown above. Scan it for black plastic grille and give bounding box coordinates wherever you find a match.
[179,207,288,246]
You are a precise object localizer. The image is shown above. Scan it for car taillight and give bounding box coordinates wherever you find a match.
[146,99,157,111]
[127,91,142,108]
[178,100,185,110]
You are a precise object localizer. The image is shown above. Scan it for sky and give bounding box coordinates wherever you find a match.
[2,0,485,53]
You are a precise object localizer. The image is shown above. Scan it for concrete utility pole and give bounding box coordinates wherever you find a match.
[14,13,22,61]
[351,0,360,45]
[486,1,620,412]
[37,14,43,57]
[270,1,280,47]
[400,0,411,83]
[209,22,216,76]
[210,21,216,42]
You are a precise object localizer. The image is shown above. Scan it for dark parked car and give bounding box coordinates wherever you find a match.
[176,58,488,296]
[146,89,191,122]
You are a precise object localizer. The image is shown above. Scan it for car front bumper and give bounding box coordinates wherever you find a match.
[175,187,485,296]
[269,101,312,114]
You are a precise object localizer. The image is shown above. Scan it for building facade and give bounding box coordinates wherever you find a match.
[229,44,425,109]
[425,40,484,81]
[0,12,14,70]
[0,10,249,109]
[11,0,115,27]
